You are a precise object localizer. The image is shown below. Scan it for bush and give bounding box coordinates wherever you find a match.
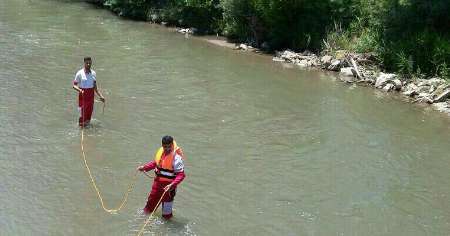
[84,0,450,78]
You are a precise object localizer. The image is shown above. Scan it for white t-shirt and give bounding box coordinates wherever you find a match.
[73,69,96,89]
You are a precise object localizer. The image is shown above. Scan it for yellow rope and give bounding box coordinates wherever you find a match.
[79,122,166,235]
[80,128,139,214]
[137,188,169,236]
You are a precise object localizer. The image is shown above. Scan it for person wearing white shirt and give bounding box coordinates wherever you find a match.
[72,57,105,127]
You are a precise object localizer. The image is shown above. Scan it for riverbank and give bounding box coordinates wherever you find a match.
[180,30,450,117]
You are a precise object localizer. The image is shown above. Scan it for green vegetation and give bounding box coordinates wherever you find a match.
[90,0,449,79]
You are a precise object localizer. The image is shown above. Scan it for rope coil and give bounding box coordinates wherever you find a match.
[80,128,139,214]
[79,123,165,235]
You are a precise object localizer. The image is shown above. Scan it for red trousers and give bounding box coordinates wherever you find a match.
[144,179,176,215]
[78,88,95,126]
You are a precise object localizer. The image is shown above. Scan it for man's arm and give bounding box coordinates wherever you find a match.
[94,81,105,102]
[73,73,83,93]
[171,171,186,187]
[73,84,83,93]
[137,161,156,172]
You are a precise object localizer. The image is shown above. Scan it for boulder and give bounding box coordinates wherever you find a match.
[279,50,299,62]
[427,77,446,87]
[238,43,248,50]
[340,67,356,77]
[375,72,397,88]
[327,59,342,71]
[431,84,450,98]
[433,89,450,103]
[320,55,333,65]
[402,83,419,96]
[297,60,309,67]
[415,93,434,103]
[310,58,321,67]
[382,84,395,92]
[417,78,445,87]
[418,85,431,93]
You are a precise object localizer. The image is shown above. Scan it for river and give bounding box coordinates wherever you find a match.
[1,0,450,235]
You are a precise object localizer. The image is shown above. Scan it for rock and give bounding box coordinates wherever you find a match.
[321,55,333,66]
[375,72,397,88]
[418,85,431,93]
[297,59,309,67]
[403,90,418,97]
[272,57,285,62]
[340,67,355,77]
[382,84,395,92]
[310,58,321,67]
[351,52,377,65]
[177,28,187,33]
[428,77,445,87]
[161,21,168,26]
[150,14,159,22]
[365,78,376,85]
[401,81,421,96]
[431,84,449,98]
[362,69,376,79]
[328,59,342,71]
[238,43,248,50]
[432,102,450,113]
[417,78,445,87]
[390,79,402,91]
[279,50,299,62]
[433,89,450,103]
[428,85,436,94]
[415,92,434,103]
[298,55,316,60]
[347,56,363,79]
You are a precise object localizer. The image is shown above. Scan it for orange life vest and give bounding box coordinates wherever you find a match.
[154,141,184,181]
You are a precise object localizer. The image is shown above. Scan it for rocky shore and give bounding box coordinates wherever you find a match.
[271,49,450,115]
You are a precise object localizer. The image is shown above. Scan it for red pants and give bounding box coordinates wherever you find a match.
[78,88,94,126]
[144,179,176,216]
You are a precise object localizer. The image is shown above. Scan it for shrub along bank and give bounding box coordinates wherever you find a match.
[85,0,449,80]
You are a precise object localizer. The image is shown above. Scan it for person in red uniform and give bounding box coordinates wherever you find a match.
[137,135,186,219]
[72,57,105,127]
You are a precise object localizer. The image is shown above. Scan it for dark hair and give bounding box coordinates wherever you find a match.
[84,57,92,62]
[161,135,173,145]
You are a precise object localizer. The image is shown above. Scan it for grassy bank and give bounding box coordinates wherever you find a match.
[86,0,449,79]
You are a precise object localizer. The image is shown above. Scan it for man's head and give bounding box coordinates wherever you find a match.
[84,57,92,71]
[161,135,174,153]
